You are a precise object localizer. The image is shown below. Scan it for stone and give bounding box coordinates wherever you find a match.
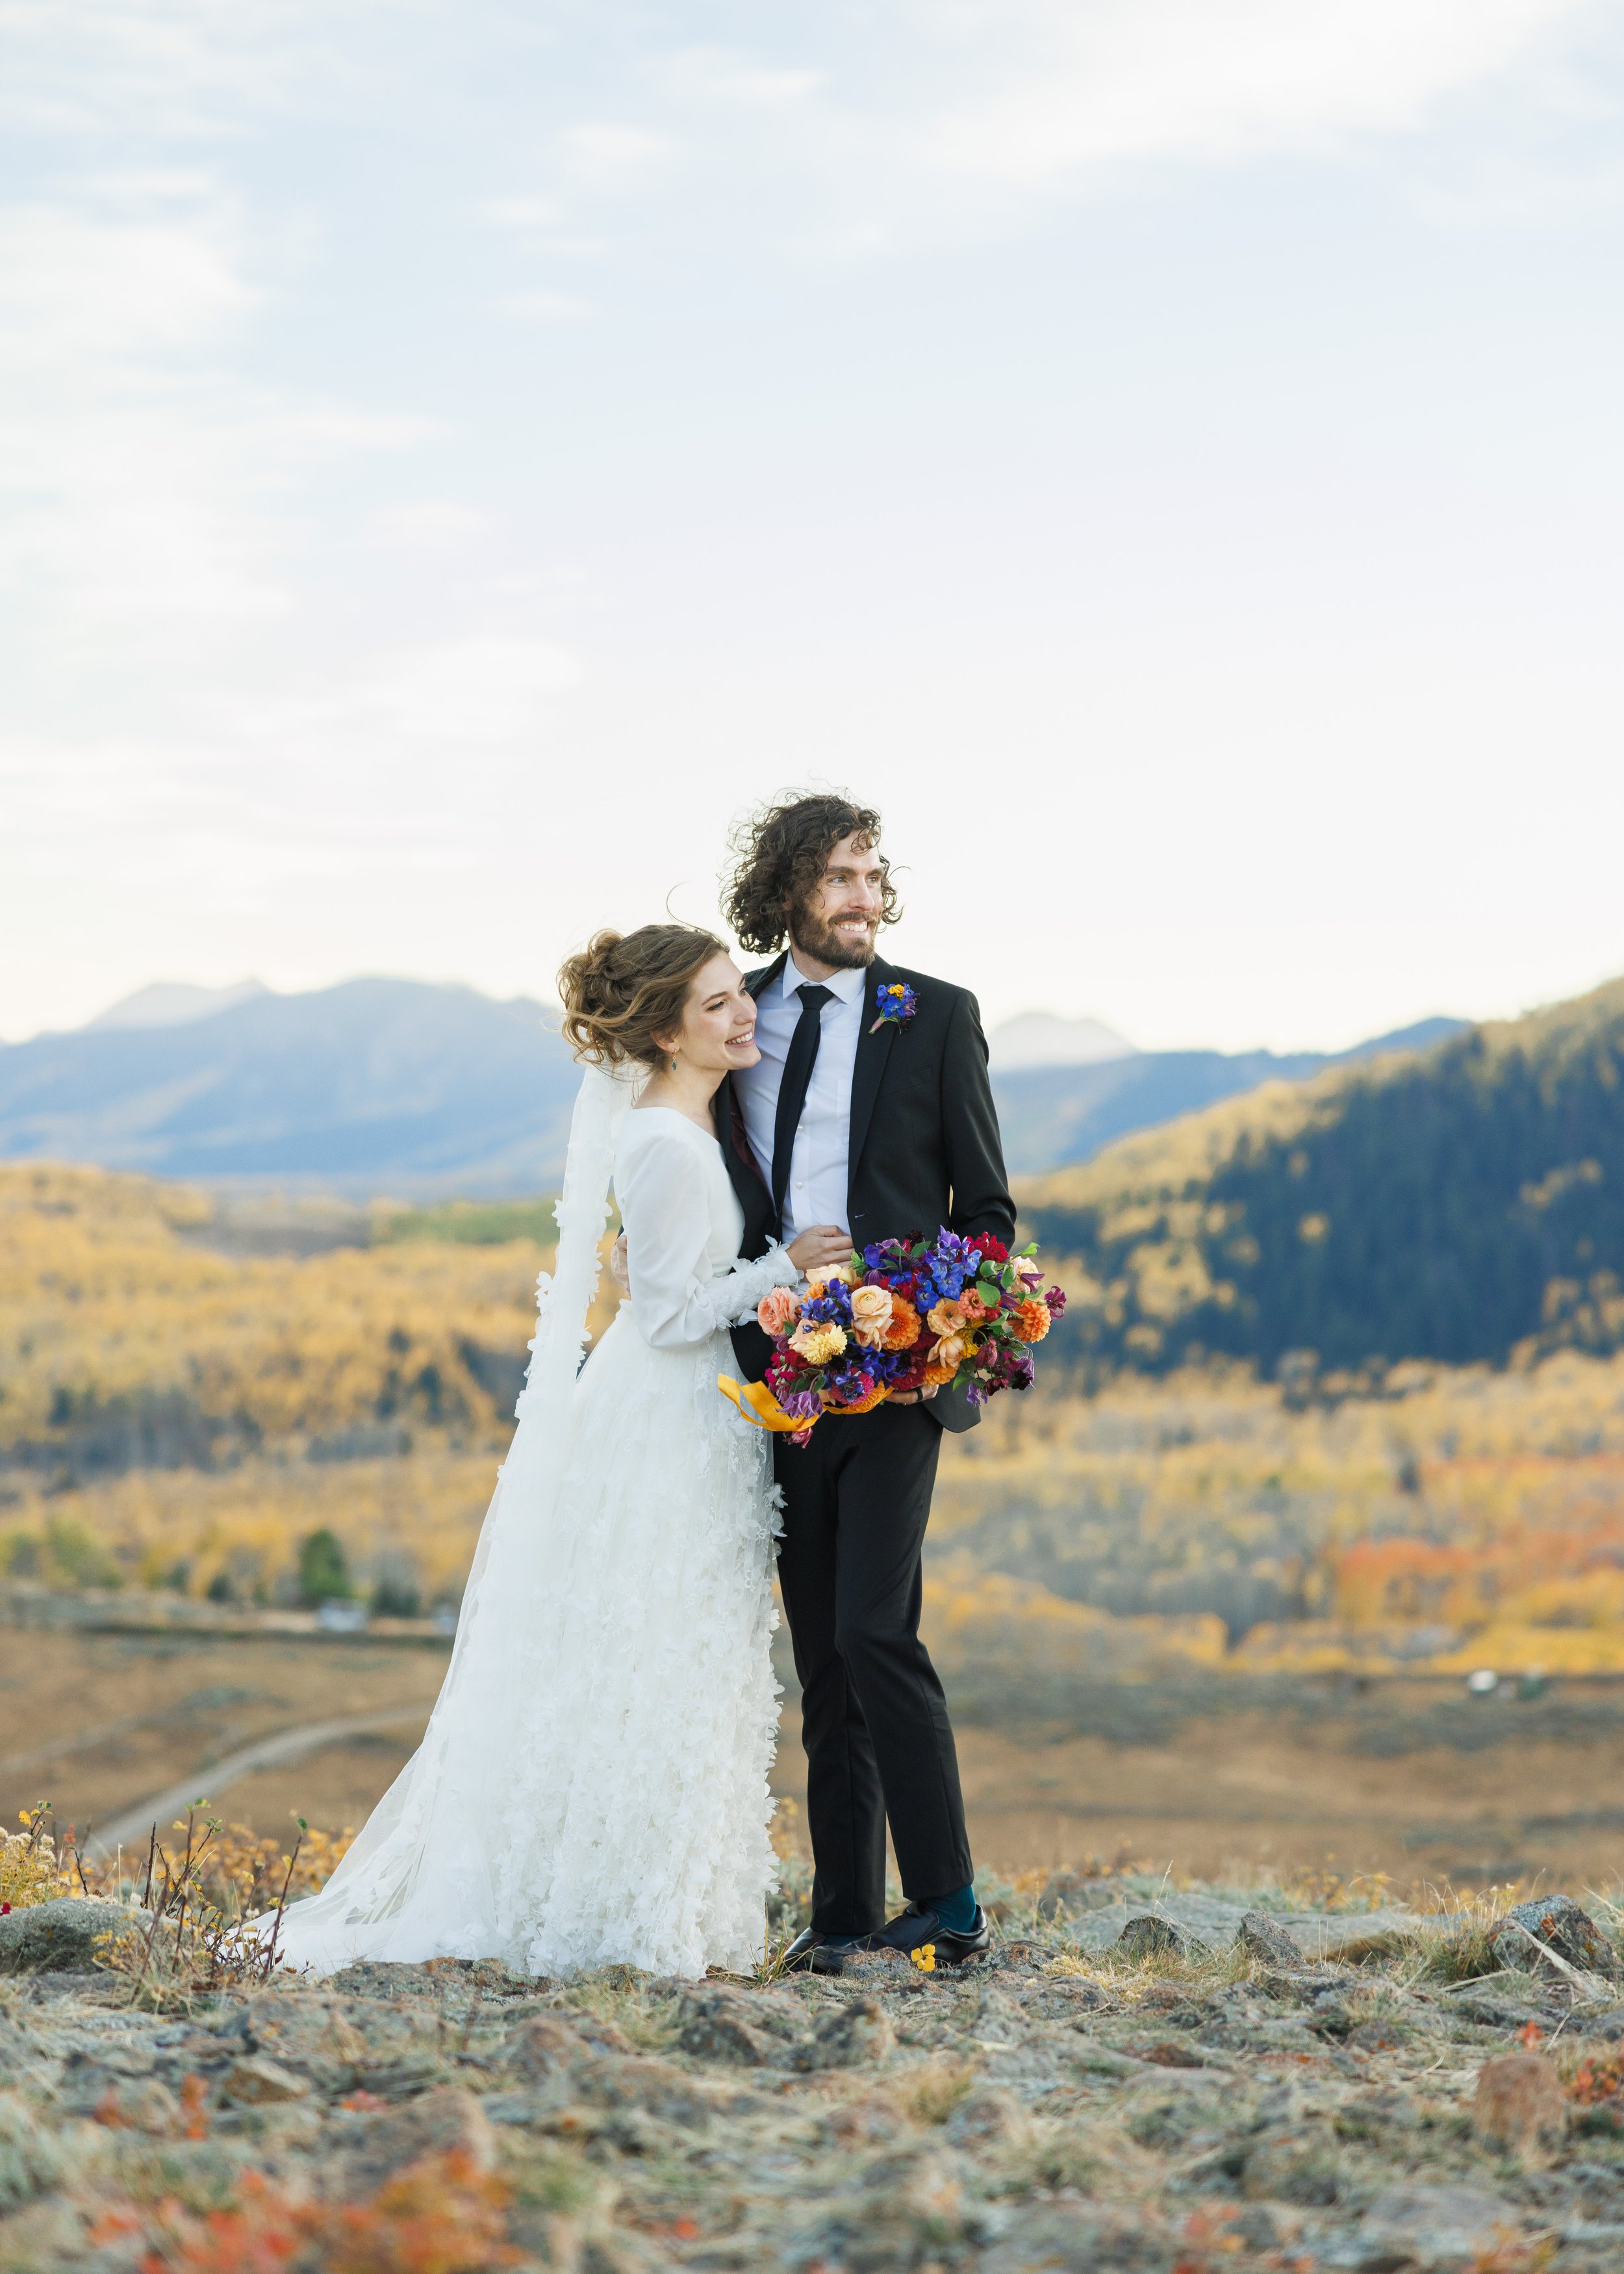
[1134,2038,1208,2068]
[1116,1914,1209,1961]
[0,2093,66,2214]
[0,1897,149,1974]
[341,2086,497,2191]
[574,2052,714,2129]
[944,2086,1026,2149]
[94,2078,182,2134]
[818,2094,907,2147]
[1347,2017,1409,2054]
[1234,1910,1305,1970]
[1491,1893,1621,1984]
[1358,2183,1525,2269]
[1472,2050,1569,2162]
[1239,2123,1343,2205]
[980,2203,1177,2271]
[220,2056,311,2106]
[676,1993,776,2065]
[795,1993,896,2070]
[509,2015,587,2081]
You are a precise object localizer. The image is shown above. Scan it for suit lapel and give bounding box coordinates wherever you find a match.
[847,956,896,1211]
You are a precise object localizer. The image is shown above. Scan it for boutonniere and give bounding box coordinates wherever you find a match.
[869,980,919,1034]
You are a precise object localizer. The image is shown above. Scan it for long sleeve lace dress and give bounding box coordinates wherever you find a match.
[268,1101,798,1980]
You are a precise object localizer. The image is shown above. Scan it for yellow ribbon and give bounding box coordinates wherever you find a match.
[718,1374,811,1432]
[719,1375,894,1429]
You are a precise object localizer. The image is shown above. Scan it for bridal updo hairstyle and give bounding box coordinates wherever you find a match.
[559,924,728,1067]
[724,791,899,956]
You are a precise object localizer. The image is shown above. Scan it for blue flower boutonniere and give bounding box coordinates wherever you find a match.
[869,980,919,1035]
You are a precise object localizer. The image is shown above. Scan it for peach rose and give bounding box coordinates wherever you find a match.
[757,1286,802,1336]
[926,1297,970,1338]
[933,1331,971,1371]
[807,1263,854,1293]
[848,1285,894,1347]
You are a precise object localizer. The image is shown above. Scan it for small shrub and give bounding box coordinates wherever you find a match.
[298,1527,351,1605]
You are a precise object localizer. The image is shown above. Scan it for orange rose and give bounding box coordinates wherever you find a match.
[757,1286,802,1336]
[848,1285,895,1348]
[933,1332,972,1371]
[1012,1298,1052,1344]
[883,1296,920,1351]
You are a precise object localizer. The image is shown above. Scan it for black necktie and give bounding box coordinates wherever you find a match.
[772,984,834,1237]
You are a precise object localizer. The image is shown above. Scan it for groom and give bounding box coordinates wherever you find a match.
[718,793,1017,1971]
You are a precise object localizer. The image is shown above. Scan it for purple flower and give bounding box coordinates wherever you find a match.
[778,1387,823,1421]
[1045,1286,1068,1318]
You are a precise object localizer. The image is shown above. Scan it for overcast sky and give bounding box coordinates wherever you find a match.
[3,0,1623,1051]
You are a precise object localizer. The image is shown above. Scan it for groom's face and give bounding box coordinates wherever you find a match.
[787,832,887,970]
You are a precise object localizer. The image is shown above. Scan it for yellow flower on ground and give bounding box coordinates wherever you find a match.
[910,1944,937,1972]
[789,1321,847,1365]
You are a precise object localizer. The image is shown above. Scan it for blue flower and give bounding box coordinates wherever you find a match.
[869,980,919,1034]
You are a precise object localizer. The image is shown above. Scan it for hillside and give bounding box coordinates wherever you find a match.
[0,976,1460,1189]
[992,1017,1460,1174]
[1022,973,1624,1380]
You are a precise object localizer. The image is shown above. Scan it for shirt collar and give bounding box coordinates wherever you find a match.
[782,954,867,1006]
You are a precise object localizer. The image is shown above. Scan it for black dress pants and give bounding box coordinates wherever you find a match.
[774,1401,973,1937]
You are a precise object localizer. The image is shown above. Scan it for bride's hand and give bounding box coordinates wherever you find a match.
[787,1224,852,1273]
[609,1232,629,1293]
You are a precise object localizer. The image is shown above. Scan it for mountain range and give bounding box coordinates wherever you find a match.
[0,977,1462,1194]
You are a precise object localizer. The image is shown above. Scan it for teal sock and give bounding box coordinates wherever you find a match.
[929,1882,978,1934]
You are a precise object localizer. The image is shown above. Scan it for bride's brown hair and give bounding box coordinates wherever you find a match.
[558,925,729,1067]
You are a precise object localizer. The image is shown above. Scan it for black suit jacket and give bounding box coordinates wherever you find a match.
[717,953,1017,1434]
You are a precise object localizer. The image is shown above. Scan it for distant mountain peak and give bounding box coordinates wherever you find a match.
[990,1011,1139,1071]
[85,980,272,1032]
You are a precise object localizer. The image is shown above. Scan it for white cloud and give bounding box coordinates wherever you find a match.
[657,47,826,110]
[908,0,1610,181]
[254,636,582,745]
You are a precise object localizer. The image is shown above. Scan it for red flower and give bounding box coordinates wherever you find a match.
[973,1234,1009,1264]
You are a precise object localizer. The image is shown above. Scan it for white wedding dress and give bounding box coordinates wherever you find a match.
[267,1068,799,1981]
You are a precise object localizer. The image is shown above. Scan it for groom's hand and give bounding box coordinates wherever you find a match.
[891,1385,939,1406]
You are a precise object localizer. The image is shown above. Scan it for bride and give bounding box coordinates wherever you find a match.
[267,925,850,1979]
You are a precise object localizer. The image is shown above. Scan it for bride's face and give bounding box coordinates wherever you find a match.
[663,953,761,1075]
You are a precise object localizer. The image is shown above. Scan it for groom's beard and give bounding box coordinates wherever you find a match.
[788,901,880,970]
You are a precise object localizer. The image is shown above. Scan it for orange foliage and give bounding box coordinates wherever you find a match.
[134,2151,516,2274]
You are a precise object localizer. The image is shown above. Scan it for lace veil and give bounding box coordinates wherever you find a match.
[259,1061,641,1961]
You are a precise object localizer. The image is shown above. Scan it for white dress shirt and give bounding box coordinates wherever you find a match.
[735,955,867,1242]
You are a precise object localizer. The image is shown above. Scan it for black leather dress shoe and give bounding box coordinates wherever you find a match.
[778,1927,870,1975]
[870,1900,990,1965]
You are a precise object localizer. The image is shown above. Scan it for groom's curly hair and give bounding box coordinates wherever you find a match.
[723,793,898,957]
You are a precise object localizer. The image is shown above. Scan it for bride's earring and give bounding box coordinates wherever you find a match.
[670,1051,679,1074]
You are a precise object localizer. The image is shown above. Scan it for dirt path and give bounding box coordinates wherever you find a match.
[86,1707,429,1856]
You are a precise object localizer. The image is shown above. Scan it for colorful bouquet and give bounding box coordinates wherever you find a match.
[720,1229,1065,1443]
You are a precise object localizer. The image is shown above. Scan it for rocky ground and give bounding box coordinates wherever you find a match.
[6,1877,1624,2271]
